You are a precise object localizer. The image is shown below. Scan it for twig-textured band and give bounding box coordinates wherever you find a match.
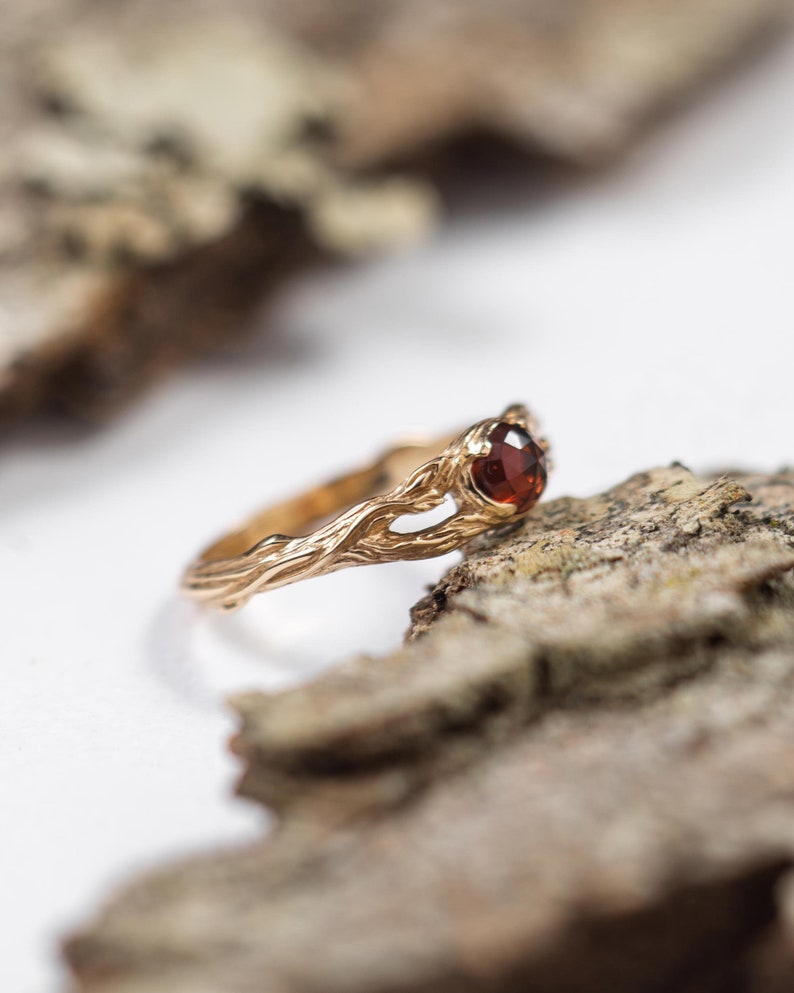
[182,404,548,611]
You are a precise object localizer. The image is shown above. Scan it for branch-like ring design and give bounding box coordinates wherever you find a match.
[182,404,549,611]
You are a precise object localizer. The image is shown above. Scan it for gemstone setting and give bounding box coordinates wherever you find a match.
[471,422,547,513]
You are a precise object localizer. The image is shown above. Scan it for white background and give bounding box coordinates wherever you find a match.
[2,34,794,993]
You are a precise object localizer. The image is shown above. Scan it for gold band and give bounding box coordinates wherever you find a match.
[182,404,548,611]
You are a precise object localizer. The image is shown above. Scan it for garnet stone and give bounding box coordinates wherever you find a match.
[471,422,547,513]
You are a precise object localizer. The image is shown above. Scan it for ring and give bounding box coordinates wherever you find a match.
[182,404,549,612]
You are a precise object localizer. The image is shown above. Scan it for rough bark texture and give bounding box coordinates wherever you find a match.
[1,0,791,422]
[64,466,794,993]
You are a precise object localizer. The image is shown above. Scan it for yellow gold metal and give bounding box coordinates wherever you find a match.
[182,404,548,611]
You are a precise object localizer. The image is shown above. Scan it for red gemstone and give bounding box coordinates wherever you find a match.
[471,422,547,513]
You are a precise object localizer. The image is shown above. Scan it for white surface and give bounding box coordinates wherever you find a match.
[3,37,794,993]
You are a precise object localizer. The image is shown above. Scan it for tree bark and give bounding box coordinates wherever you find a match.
[0,1,434,422]
[64,466,794,993]
[1,0,790,423]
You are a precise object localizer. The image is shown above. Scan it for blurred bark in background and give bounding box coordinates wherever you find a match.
[64,466,794,993]
[1,0,790,423]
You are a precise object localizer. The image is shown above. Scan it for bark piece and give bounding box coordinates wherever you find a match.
[0,3,435,422]
[230,466,794,822]
[264,0,794,167]
[64,467,794,993]
[1,0,791,423]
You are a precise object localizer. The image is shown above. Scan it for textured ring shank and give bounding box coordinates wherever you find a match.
[182,407,535,611]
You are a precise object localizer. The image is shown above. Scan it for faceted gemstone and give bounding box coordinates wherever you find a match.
[471,422,547,513]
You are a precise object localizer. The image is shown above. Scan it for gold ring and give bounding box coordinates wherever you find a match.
[182,403,549,612]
